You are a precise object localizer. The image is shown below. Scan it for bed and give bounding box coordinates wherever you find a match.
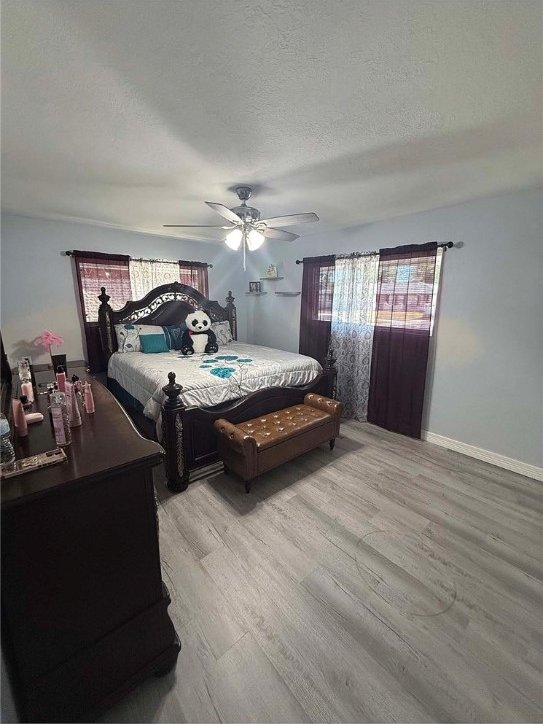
[97,282,337,491]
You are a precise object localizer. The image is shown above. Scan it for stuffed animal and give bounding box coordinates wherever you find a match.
[181,310,219,355]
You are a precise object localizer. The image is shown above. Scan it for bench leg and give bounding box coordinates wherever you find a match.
[329,438,336,451]
[244,481,252,494]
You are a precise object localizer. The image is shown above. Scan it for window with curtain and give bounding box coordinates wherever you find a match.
[299,255,336,363]
[74,252,132,323]
[72,251,132,372]
[179,260,209,298]
[368,243,441,438]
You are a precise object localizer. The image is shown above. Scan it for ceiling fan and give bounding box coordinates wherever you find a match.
[164,186,319,269]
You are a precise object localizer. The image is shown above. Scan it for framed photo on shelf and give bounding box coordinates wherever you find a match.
[249,281,262,293]
[265,264,278,278]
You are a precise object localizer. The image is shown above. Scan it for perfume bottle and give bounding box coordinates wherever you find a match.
[69,381,82,427]
[50,391,71,447]
[56,366,67,393]
[83,382,95,414]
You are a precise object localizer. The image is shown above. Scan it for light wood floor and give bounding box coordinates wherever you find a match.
[100,422,543,723]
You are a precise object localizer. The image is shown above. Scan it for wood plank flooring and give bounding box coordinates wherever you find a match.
[100,422,543,723]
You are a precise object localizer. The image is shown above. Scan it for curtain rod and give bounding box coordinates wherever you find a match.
[64,251,213,268]
[295,241,455,264]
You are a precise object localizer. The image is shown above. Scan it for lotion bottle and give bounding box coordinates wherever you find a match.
[12,399,28,437]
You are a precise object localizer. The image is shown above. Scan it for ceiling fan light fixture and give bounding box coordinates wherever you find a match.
[225,227,242,250]
[247,228,265,251]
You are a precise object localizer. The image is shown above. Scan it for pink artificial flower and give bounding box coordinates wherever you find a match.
[35,330,64,350]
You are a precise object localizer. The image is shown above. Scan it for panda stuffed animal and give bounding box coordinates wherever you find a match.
[181,309,219,355]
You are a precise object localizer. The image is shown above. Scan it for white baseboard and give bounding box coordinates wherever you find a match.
[421,431,543,482]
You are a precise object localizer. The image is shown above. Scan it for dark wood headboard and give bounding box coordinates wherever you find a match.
[98,282,237,362]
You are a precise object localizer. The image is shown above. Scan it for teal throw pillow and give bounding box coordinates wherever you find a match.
[140,333,169,353]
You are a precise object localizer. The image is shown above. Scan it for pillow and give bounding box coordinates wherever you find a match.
[115,323,141,353]
[212,321,233,346]
[162,324,187,351]
[140,333,169,353]
[114,324,167,353]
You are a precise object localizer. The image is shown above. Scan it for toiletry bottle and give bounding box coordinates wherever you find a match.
[19,395,32,411]
[65,381,73,425]
[56,366,66,393]
[20,378,34,404]
[12,399,28,437]
[50,391,71,447]
[69,382,82,427]
[0,413,16,468]
[71,374,82,393]
[83,382,95,414]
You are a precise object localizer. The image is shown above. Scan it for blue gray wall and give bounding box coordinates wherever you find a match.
[244,187,543,468]
[0,215,248,365]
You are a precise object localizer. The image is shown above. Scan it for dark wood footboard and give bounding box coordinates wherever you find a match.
[161,348,338,492]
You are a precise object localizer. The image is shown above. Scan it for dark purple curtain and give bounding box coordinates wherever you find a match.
[179,260,209,297]
[367,242,438,438]
[72,251,131,372]
[299,255,335,364]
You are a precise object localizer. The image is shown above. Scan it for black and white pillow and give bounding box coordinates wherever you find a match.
[212,321,233,346]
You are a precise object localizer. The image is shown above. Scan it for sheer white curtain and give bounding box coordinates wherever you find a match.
[129,259,180,300]
[330,255,379,420]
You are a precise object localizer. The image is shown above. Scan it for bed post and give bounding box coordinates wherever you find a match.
[323,345,338,399]
[98,287,115,362]
[225,291,237,341]
[161,372,189,492]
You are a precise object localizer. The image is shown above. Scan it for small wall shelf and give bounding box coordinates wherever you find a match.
[275,291,301,297]
[259,277,284,281]
[245,291,268,296]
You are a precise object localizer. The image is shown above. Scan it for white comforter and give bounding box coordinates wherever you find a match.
[108,342,322,421]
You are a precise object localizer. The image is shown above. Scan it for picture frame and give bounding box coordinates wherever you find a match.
[266,264,278,278]
[249,281,262,293]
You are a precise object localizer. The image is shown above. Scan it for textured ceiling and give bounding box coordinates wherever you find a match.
[2,0,542,242]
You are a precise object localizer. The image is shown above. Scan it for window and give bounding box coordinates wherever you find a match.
[374,248,442,331]
[73,254,210,322]
[315,263,335,321]
[74,254,132,323]
[179,260,209,298]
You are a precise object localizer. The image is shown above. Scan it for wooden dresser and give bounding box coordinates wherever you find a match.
[1,373,180,722]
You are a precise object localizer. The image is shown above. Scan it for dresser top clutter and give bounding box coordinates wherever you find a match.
[2,367,164,506]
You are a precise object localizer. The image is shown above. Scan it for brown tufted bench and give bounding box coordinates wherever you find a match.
[214,394,343,493]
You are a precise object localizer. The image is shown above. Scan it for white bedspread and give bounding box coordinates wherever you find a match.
[108,342,322,421]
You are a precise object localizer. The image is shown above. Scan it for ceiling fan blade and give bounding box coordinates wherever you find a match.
[163,224,232,228]
[259,212,319,227]
[205,202,243,224]
[263,227,299,242]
